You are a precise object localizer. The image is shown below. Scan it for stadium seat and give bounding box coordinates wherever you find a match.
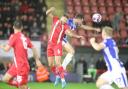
[65,0,73,6]
[124,6,128,14]
[74,0,81,6]
[81,0,89,6]
[106,0,113,6]
[84,14,92,22]
[114,0,121,6]
[97,0,105,6]
[107,6,115,15]
[115,6,122,12]
[75,6,82,13]
[90,0,97,6]
[82,6,90,14]
[120,30,127,39]
[91,6,98,14]
[71,38,80,46]
[99,6,106,14]
[67,5,74,13]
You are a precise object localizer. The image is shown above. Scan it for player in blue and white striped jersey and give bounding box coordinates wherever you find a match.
[62,14,100,70]
[90,26,128,89]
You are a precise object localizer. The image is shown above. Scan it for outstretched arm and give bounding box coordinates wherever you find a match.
[32,47,42,67]
[80,25,100,32]
[90,37,105,51]
[0,44,11,52]
[65,29,84,39]
[46,7,55,18]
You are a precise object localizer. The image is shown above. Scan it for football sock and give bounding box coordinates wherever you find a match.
[62,53,73,70]
[58,66,65,79]
[8,79,18,87]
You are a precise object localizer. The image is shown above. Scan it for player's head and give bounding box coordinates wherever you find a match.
[102,26,113,39]
[60,14,68,24]
[13,20,23,31]
[74,13,84,26]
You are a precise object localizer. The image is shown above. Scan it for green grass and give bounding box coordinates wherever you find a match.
[0,82,119,89]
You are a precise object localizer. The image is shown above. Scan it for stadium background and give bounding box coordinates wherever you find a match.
[0,0,128,89]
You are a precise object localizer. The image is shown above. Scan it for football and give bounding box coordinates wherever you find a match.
[92,13,102,23]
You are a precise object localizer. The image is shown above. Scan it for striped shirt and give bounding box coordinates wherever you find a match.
[102,38,123,71]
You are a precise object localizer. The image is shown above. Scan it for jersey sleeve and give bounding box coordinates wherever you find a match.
[27,38,33,48]
[8,34,16,47]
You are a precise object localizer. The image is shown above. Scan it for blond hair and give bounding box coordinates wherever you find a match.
[102,26,113,37]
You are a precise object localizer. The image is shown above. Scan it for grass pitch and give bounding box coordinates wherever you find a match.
[0,82,119,89]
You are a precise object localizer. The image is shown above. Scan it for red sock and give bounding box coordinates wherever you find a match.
[51,66,57,75]
[58,66,65,79]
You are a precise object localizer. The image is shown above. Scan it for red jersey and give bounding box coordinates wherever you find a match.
[48,16,69,44]
[8,32,33,67]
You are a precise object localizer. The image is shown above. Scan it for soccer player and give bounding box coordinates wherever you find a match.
[0,20,42,89]
[90,26,128,89]
[62,14,101,70]
[46,7,83,88]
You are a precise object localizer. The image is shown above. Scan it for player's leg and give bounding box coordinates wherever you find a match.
[2,65,19,87]
[47,44,56,74]
[55,56,66,88]
[114,68,128,89]
[54,43,66,88]
[96,71,115,89]
[62,41,74,70]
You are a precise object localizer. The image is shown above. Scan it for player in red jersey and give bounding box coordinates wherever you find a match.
[0,20,42,89]
[46,7,84,88]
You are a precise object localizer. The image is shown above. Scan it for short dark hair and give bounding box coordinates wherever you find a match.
[13,20,23,29]
[75,13,84,19]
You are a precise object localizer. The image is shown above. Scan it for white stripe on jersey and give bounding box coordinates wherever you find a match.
[13,56,18,68]
[57,25,64,44]
[49,20,60,42]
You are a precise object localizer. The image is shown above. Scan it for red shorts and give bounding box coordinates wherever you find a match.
[47,42,62,56]
[7,64,29,85]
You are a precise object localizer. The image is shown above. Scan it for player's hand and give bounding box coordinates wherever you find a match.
[95,28,101,32]
[90,37,96,43]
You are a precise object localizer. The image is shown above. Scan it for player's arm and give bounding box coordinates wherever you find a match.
[65,29,84,39]
[80,25,100,32]
[90,37,105,51]
[0,44,11,52]
[46,7,55,18]
[32,47,42,67]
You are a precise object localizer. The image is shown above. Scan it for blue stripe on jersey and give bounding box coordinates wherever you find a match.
[106,39,117,58]
[67,19,77,30]
[121,73,127,87]
[103,51,112,71]
[102,38,119,71]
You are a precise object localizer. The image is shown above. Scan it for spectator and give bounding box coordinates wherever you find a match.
[112,12,123,31]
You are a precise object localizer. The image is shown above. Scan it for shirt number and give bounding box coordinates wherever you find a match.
[21,35,27,49]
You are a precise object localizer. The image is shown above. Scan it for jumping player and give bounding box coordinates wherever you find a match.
[0,20,42,89]
[90,26,128,89]
[46,7,83,88]
[62,14,101,70]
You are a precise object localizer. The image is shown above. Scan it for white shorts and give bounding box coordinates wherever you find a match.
[99,67,128,88]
